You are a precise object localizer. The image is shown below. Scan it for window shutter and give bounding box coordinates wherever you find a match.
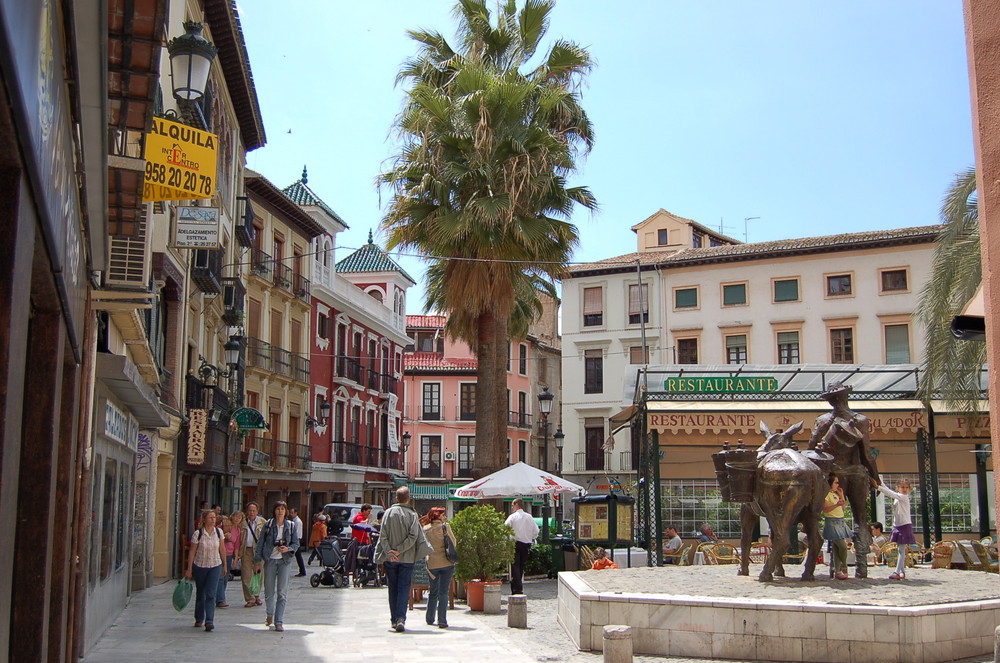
[628,284,648,315]
[583,287,602,314]
[106,211,150,288]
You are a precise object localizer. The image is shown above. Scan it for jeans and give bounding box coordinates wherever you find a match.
[263,556,294,624]
[426,564,454,625]
[511,541,531,594]
[383,561,414,625]
[216,554,233,603]
[192,564,222,625]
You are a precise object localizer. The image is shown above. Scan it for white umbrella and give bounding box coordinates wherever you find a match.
[452,462,585,498]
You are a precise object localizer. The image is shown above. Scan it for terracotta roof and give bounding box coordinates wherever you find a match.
[203,0,265,150]
[281,166,348,229]
[568,224,943,276]
[336,231,417,284]
[406,315,447,329]
[244,171,325,238]
[404,354,478,371]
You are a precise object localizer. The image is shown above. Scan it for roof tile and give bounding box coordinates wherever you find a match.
[336,231,417,284]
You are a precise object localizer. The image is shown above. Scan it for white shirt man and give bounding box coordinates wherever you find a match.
[504,498,539,594]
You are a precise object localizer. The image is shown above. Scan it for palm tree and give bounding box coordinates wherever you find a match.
[380,0,596,478]
[916,167,986,412]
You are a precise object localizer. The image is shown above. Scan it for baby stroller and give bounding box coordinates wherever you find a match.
[351,523,383,587]
[310,538,349,588]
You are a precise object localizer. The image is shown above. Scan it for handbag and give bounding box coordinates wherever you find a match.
[443,524,459,563]
[172,579,193,612]
[248,569,262,596]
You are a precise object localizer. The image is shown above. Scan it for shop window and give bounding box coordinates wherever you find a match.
[661,479,743,539]
[101,457,117,580]
[879,473,973,533]
[90,453,103,588]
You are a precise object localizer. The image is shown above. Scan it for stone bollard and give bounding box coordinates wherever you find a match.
[603,625,633,663]
[507,594,527,628]
[483,583,502,614]
[994,625,1000,663]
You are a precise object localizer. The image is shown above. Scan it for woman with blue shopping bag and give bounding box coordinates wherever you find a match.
[185,509,228,631]
[254,501,299,632]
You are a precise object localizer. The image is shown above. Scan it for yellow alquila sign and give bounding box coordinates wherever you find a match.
[142,116,218,202]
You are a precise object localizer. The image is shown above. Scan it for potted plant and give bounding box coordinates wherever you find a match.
[451,505,514,611]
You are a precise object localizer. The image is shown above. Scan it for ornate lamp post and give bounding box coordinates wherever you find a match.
[167,21,218,101]
[537,387,554,544]
[554,427,565,533]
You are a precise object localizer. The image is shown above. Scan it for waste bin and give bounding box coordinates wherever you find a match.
[550,537,578,572]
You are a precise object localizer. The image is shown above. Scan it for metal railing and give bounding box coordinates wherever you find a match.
[246,337,309,382]
[243,436,311,471]
[330,440,402,470]
[574,451,611,472]
[250,248,272,278]
[293,273,310,302]
[508,410,532,428]
[272,261,292,291]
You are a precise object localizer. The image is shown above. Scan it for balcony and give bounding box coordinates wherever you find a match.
[185,374,231,415]
[336,355,362,384]
[235,196,255,248]
[250,248,271,278]
[367,367,380,390]
[420,464,443,479]
[508,410,532,429]
[292,354,310,382]
[331,441,401,470]
[574,451,611,472]
[273,260,292,291]
[293,273,311,303]
[243,436,311,472]
[620,450,636,471]
[246,337,309,383]
[191,249,223,294]
[381,374,398,396]
[221,276,246,325]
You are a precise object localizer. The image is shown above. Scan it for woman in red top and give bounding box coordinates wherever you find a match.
[351,504,373,545]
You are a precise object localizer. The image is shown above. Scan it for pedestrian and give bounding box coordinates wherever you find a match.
[241,501,265,607]
[872,477,914,580]
[290,508,306,577]
[216,510,243,608]
[824,474,852,580]
[254,500,298,632]
[504,498,538,595]
[185,509,227,632]
[422,506,456,628]
[307,514,327,565]
[591,547,619,570]
[374,486,431,632]
[352,504,373,545]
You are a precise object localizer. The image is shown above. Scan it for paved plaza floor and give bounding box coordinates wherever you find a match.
[85,569,997,663]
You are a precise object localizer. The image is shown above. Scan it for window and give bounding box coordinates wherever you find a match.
[657,229,668,245]
[677,338,698,364]
[420,435,442,478]
[100,457,117,580]
[773,278,799,302]
[518,439,526,465]
[628,284,649,324]
[879,473,973,533]
[422,383,441,420]
[584,418,605,471]
[722,283,747,306]
[517,391,528,427]
[317,313,330,340]
[830,328,854,363]
[459,383,476,420]
[826,273,853,296]
[518,343,527,375]
[725,334,748,364]
[692,232,703,248]
[661,479,743,539]
[457,435,475,476]
[884,324,911,364]
[674,287,698,309]
[881,268,908,292]
[629,345,650,364]
[583,287,603,326]
[584,349,603,394]
[777,331,800,364]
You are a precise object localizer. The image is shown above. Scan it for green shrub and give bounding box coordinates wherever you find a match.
[525,543,553,576]
[451,505,514,582]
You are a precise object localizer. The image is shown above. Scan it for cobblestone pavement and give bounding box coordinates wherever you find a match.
[85,571,996,663]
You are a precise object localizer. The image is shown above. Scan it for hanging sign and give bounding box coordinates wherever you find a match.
[142,116,218,202]
[386,392,399,452]
[173,205,221,248]
[232,407,268,431]
[187,408,207,465]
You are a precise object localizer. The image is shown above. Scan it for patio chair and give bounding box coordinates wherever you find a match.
[956,541,986,571]
[713,543,739,565]
[930,541,956,569]
[663,543,692,566]
[696,542,718,565]
[981,536,996,546]
[971,541,999,573]
[905,543,926,567]
[749,540,771,564]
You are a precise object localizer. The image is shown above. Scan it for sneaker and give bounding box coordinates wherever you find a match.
[204,624,214,632]
[394,621,405,632]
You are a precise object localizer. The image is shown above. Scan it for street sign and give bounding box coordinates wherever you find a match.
[142,116,218,202]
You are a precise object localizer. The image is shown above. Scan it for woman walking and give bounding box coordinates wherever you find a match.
[872,477,914,580]
[216,510,244,608]
[823,474,852,580]
[422,507,456,628]
[185,509,227,632]
[254,501,299,631]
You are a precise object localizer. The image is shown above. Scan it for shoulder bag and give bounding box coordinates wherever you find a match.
[443,523,459,564]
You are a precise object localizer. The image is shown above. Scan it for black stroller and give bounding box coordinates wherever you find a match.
[351,523,383,587]
[310,538,349,588]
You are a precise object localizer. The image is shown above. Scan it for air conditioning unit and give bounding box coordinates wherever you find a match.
[444,451,456,461]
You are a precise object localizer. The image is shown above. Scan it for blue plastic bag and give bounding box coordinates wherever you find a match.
[172,578,193,612]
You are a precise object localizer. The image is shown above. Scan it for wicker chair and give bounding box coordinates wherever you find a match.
[930,541,956,569]
[956,542,985,571]
[696,542,719,565]
[971,541,999,573]
[713,543,740,565]
[749,541,772,564]
[663,543,692,566]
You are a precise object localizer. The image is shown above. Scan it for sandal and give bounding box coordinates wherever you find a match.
[889,572,905,580]
[245,601,256,608]
[255,598,263,606]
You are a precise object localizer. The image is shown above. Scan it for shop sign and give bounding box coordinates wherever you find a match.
[187,408,207,465]
[142,116,218,202]
[649,410,926,436]
[173,206,220,248]
[663,376,778,394]
[103,399,138,450]
[232,407,268,431]
[246,448,270,470]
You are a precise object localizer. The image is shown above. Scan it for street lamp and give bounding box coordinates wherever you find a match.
[167,21,218,101]
[537,387,555,544]
[224,334,242,370]
[319,398,331,424]
[554,427,565,533]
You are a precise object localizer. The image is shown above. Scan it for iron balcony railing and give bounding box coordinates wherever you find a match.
[246,337,309,382]
[574,451,611,472]
[330,440,402,470]
[272,260,292,291]
[250,247,272,278]
[293,273,310,302]
[508,410,532,429]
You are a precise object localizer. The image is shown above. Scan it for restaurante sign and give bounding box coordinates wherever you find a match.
[664,376,778,394]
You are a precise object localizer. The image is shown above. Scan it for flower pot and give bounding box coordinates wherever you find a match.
[466,580,485,611]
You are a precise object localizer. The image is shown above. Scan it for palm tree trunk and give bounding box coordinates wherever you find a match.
[473,309,505,479]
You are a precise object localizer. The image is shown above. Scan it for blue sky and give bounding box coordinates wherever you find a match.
[236,1,973,313]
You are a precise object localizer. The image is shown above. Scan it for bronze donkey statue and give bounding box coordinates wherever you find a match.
[738,421,828,582]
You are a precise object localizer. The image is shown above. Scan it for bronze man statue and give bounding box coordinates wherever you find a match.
[807,381,881,579]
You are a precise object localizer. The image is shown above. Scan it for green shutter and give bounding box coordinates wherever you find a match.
[675,288,698,308]
[774,279,798,302]
[723,284,746,305]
